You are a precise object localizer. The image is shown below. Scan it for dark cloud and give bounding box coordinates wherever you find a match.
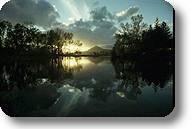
[66,6,117,47]
[67,19,116,47]
[0,0,60,28]
[90,6,114,21]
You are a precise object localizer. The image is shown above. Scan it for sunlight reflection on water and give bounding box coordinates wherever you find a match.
[62,57,92,71]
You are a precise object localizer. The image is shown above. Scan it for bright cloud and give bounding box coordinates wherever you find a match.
[0,0,9,10]
[116,6,139,22]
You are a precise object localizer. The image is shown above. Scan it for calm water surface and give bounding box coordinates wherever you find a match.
[0,57,174,117]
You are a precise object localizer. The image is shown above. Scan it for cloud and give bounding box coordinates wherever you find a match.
[66,6,139,47]
[67,20,116,47]
[0,0,9,10]
[65,6,117,48]
[0,0,60,28]
[65,6,139,48]
[116,6,139,22]
[90,6,114,21]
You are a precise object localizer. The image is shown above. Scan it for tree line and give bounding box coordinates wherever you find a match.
[112,14,174,57]
[0,20,82,56]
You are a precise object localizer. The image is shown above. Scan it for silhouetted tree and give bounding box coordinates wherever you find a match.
[142,18,173,53]
[46,29,73,55]
[113,16,174,57]
[113,14,147,56]
[55,29,73,55]
[0,20,77,56]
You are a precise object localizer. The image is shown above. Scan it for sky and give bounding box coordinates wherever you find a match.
[46,0,173,25]
[0,0,174,49]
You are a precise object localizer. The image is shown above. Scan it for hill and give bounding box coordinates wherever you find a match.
[82,46,111,56]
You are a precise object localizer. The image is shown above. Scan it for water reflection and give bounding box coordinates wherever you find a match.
[62,57,92,72]
[112,56,173,101]
[0,56,174,117]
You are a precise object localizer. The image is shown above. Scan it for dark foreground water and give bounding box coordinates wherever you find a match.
[0,56,174,117]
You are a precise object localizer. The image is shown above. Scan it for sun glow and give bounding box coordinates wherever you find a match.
[62,44,89,54]
[62,45,78,53]
[80,46,90,52]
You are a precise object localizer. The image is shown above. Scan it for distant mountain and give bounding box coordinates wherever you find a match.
[88,46,106,52]
[82,46,111,56]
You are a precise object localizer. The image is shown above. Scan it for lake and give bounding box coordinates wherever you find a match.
[0,56,174,117]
